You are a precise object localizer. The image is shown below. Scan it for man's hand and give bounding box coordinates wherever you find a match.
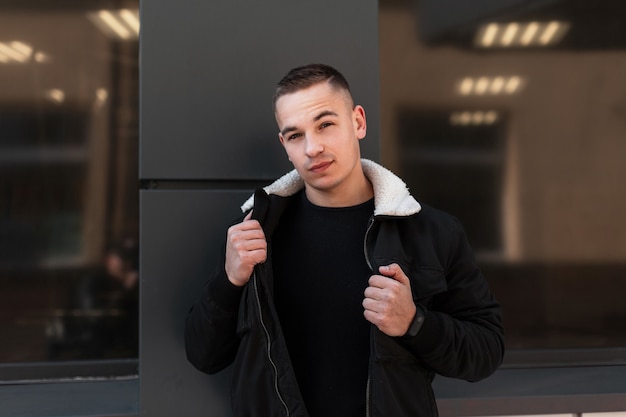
[363,263,417,337]
[224,211,267,287]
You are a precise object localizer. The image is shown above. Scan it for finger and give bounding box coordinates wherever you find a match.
[242,248,267,265]
[368,274,395,289]
[244,210,253,221]
[239,219,264,231]
[230,220,265,239]
[379,263,409,285]
[234,234,265,250]
[362,297,378,313]
[363,286,385,301]
[363,309,378,325]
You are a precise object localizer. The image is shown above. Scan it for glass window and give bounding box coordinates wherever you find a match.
[0,1,139,374]
[380,0,626,362]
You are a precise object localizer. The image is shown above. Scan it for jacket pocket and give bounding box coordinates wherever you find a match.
[408,266,447,301]
[370,331,438,417]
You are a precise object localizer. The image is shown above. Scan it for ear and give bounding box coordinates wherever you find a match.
[353,105,367,140]
[278,131,285,147]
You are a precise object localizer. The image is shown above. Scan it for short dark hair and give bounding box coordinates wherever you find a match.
[273,63,352,111]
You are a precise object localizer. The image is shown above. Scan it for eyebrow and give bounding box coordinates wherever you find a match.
[280,110,339,137]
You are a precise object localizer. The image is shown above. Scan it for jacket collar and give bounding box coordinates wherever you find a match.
[241,159,421,217]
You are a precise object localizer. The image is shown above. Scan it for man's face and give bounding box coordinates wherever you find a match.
[275,81,367,204]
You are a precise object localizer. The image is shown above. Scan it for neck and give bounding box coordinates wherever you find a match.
[305,174,373,208]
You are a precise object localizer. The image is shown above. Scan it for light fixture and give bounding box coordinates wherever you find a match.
[475,21,569,48]
[0,41,33,63]
[34,52,50,63]
[46,89,65,104]
[457,76,525,96]
[88,9,140,40]
[94,88,109,110]
[450,110,500,126]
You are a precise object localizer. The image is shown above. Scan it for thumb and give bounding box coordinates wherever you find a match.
[379,263,409,284]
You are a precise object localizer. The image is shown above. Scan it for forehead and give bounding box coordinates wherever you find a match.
[274,82,352,124]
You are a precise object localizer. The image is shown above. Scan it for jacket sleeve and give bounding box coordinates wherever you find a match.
[184,248,245,374]
[400,216,505,382]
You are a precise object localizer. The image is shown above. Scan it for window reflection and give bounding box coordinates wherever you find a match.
[380,0,626,357]
[0,2,139,364]
[48,237,138,360]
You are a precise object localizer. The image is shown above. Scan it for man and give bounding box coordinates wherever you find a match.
[185,64,504,417]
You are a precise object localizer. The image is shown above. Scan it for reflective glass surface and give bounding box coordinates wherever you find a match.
[380,0,626,357]
[0,1,139,364]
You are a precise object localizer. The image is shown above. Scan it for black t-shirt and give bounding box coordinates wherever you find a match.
[272,190,374,417]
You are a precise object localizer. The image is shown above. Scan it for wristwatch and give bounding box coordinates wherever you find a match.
[404,306,425,338]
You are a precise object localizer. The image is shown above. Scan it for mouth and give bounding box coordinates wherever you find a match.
[308,161,332,173]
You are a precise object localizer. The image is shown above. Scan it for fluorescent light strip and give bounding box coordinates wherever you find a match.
[501,23,519,46]
[490,77,505,94]
[459,78,474,96]
[484,111,498,124]
[504,76,521,94]
[520,22,540,45]
[539,21,560,45]
[0,42,31,62]
[98,10,132,39]
[481,24,499,47]
[477,21,568,48]
[119,9,140,34]
[457,76,524,96]
[10,41,32,57]
[475,77,490,95]
[89,9,140,40]
[450,110,499,126]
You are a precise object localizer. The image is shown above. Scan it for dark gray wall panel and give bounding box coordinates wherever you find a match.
[140,0,380,180]
[140,189,251,417]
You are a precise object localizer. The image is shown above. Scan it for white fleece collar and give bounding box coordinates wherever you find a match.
[241,159,421,217]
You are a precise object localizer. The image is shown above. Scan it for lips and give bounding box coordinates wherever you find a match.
[308,161,332,173]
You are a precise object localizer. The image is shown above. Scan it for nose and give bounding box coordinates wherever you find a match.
[305,134,324,157]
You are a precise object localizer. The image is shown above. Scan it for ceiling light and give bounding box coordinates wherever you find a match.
[34,52,50,63]
[0,41,32,63]
[484,111,498,124]
[481,24,499,47]
[94,88,109,110]
[88,9,140,40]
[459,78,474,96]
[100,10,131,39]
[475,21,569,48]
[10,41,32,58]
[501,23,519,46]
[456,76,525,96]
[504,76,522,94]
[474,77,490,95]
[539,21,561,45]
[450,110,500,126]
[120,9,140,34]
[520,22,540,46]
[46,89,65,104]
[489,77,505,94]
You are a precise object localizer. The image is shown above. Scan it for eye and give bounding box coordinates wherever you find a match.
[320,121,333,129]
[288,132,302,141]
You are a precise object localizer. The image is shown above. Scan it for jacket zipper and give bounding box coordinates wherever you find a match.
[363,215,375,417]
[363,216,375,272]
[253,272,290,416]
[365,376,371,417]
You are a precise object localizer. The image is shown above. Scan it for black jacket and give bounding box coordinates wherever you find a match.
[185,160,504,417]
